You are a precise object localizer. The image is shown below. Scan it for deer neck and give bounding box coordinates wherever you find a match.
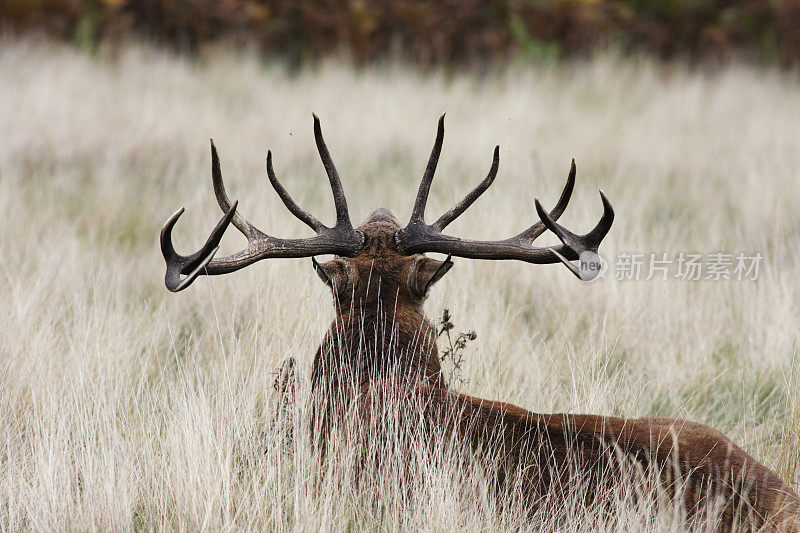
[312,294,445,391]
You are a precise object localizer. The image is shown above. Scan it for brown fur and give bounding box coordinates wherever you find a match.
[309,209,800,531]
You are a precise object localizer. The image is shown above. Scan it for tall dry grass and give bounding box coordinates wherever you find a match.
[0,39,798,530]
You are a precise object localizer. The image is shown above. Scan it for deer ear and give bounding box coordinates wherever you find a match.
[409,255,453,298]
[313,258,356,295]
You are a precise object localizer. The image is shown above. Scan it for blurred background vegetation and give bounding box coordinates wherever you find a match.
[2,0,799,67]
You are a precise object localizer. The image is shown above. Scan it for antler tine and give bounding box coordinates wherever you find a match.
[534,191,614,252]
[410,113,446,224]
[312,114,352,229]
[267,150,326,233]
[514,158,576,243]
[433,145,499,231]
[532,191,614,280]
[160,201,238,292]
[588,190,614,242]
[211,139,263,241]
[160,134,363,292]
[396,156,614,281]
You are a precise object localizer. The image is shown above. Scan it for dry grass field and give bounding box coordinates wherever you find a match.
[1,39,799,530]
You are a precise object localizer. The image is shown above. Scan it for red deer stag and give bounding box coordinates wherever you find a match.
[160,115,799,530]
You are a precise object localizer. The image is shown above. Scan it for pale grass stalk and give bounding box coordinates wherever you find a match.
[1,37,798,530]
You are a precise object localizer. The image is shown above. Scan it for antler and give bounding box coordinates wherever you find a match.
[160,115,364,292]
[394,115,614,280]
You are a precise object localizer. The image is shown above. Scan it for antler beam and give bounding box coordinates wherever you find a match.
[395,116,614,279]
[160,117,364,292]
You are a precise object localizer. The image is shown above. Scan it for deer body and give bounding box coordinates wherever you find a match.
[427,391,798,529]
[309,213,799,530]
[161,115,800,530]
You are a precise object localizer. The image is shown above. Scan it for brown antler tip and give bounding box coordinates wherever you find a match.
[570,158,576,170]
[312,112,320,121]
[439,112,446,122]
